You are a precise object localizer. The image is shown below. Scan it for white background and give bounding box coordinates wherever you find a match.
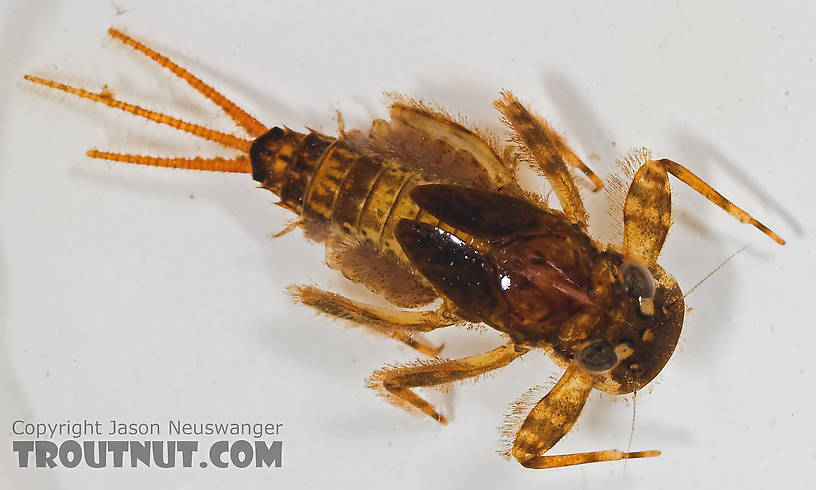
[1,1,813,488]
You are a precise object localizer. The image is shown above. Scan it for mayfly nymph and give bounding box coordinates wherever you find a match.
[25,28,784,469]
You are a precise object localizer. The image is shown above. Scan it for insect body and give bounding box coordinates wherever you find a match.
[25,28,785,469]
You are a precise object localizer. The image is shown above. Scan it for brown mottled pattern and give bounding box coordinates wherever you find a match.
[512,367,593,466]
[262,130,469,264]
[331,156,383,234]
[251,128,305,195]
[357,162,414,243]
[494,92,588,224]
[301,142,358,222]
[279,131,334,212]
[623,161,671,264]
[270,138,298,191]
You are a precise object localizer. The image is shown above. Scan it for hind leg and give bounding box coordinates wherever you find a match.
[326,239,439,308]
[290,285,458,357]
[345,97,518,191]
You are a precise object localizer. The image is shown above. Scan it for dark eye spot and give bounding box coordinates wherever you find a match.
[622,259,657,316]
[621,260,656,300]
[575,340,618,373]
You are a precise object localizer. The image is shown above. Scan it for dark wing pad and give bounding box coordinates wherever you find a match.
[410,184,554,239]
[395,219,498,322]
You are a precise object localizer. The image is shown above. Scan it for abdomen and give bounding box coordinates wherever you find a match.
[249,126,470,262]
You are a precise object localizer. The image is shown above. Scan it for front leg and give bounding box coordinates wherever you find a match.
[512,366,659,469]
[368,341,525,424]
[623,158,784,265]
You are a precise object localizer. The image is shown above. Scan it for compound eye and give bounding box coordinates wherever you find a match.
[622,260,656,299]
[574,340,618,373]
[622,259,657,316]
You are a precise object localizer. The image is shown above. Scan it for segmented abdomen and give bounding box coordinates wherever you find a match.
[249,126,468,260]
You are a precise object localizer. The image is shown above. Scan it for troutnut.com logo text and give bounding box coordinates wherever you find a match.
[11,419,284,468]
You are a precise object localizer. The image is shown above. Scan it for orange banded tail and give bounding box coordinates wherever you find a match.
[107,28,268,138]
[24,75,253,153]
[23,28,272,174]
[87,150,252,173]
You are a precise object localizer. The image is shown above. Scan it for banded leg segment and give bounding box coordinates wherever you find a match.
[494,91,602,224]
[623,159,672,264]
[624,158,785,265]
[290,285,456,356]
[512,366,659,469]
[369,341,524,424]
[660,159,784,245]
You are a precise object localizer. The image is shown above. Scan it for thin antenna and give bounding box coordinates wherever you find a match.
[684,243,752,300]
[623,390,637,474]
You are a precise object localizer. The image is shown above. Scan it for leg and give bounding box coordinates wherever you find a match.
[268,220,301,239]
[325,239,437,308]
[362,96,517,189]
[289,285,458,356]
[659,159,784,245]
[622,159,672,264]
[368,341,524,423]
[512,366,659,469]
[624,158,784,264]
[494,91,603,224]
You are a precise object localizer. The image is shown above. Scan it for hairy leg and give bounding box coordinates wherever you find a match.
[368,341,524,423]
[385,97,517,189]
[512,366,659,469]
[624,158,784,265]
[325,239,438,308]
[494,91,602,224]
[290,285,457,356]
